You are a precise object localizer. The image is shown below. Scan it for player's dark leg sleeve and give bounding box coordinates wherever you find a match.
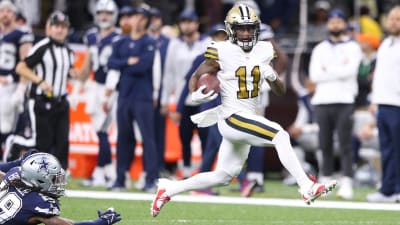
[247,146,265,172]
[97,131,111,166]
[179,106,197,167]
[199,125,221,172]
[115,101,135,186]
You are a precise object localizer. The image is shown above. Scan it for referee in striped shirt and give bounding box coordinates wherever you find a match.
[16,11,76,169]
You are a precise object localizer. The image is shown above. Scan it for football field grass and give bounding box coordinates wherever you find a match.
[61,197,400,225]
[62,179,400,225]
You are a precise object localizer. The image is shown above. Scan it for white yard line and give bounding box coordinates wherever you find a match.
[66,190,400,211]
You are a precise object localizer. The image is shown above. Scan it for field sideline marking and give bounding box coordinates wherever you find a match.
[66,190,400,211]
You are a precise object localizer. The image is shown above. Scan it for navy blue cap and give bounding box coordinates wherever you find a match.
[328,9,346,20]
[150,8,161,17]
[119,6,134,16]
[209,24,226,36]
[133,7,150,17]
[179,9,198,21]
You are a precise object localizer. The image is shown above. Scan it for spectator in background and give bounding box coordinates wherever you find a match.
[352,33,379,165]
[307,0,330,44]
[148,7,170,178]
[107,7,158,192]
[15,11,31,32]
[118,6,133,35]
[78,0,119,188]
[367,6,400,203]
[0,0,33,158]
[257,0,299,35]
[160,9,210,179]
[309,9,362,200]
[359,5,383,40]
[99,5,133,188]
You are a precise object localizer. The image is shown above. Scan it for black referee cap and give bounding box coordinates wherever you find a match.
[48,11,70,26]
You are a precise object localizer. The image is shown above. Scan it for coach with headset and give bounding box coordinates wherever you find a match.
[16,11,76,170]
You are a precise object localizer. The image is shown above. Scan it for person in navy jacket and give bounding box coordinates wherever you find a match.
[107,7,158,192]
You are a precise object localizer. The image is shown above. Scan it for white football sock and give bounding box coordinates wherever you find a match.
[165,170,232,197]
[273,131,313,192]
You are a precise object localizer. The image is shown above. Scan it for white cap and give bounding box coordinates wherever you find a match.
[0,0,17,13]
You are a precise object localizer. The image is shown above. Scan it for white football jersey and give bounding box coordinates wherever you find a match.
[204,40,275,118]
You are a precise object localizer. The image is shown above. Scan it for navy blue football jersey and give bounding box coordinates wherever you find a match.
[0,28,33,81]
[84,28,119,84]
[0,186,60,225]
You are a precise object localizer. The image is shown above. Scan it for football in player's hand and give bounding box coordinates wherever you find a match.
[197,73,220,94]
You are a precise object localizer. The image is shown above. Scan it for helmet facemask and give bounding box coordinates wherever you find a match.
[228,23,259,52]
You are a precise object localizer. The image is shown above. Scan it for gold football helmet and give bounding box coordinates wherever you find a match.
[225,4,260,51]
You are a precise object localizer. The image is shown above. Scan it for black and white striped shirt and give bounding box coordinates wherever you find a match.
[25,37,74,98]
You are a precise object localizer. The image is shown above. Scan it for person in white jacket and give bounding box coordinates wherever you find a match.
[309,9,362,200]
[367,6,400,203]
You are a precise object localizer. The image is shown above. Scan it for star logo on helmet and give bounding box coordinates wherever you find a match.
[38,158,49,172]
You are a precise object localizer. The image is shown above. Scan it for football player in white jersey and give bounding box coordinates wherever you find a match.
[151,4,338,217]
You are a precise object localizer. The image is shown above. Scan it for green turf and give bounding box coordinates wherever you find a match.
[63,177,399,225]
[60,197,400,225]
[68,178,378,202]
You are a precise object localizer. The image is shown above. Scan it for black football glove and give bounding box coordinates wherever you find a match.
[97,208,121,225]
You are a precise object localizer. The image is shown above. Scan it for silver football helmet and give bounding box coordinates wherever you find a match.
[20,153,66,198]
[95,0,118,28]
[225,4,260,51]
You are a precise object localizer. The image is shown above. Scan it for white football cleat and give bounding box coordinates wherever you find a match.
[301,175,337,205]
[151,179,171,217]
